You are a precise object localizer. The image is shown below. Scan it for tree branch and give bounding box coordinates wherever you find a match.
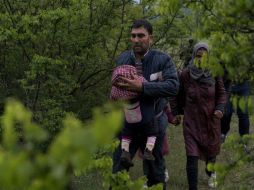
[110,0,126,63]
[3,0,31,62]
[69,68,111,95]
[153,10,179,46]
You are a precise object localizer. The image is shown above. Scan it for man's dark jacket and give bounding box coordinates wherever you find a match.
[115,49,179,123]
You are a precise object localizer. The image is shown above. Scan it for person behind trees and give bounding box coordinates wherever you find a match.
[172,42,226,189]
[111,64,158,163]
[110,19,179,190]
[220,71,250,142]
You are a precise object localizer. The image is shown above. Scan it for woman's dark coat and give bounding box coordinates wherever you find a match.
[176,69,226,160]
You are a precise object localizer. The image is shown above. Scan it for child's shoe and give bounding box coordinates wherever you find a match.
[120,149,134,168]
[143,149,155,161]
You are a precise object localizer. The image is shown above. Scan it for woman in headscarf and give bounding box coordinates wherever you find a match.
[173,42,226,189]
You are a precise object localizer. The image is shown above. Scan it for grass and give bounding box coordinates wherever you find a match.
[73,115,253,190]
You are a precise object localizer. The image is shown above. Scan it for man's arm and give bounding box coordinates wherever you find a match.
[114,51,179,97]
[142,55,179,97]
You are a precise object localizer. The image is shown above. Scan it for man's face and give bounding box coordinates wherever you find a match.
[130,27,152,56]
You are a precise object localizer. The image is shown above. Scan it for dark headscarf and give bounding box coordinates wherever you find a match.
[188,42,215,86]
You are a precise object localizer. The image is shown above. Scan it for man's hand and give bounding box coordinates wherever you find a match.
[214,110,223,119]
[116,73,143,92]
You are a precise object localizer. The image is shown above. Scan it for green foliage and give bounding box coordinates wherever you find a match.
[0,100,164,189]
[0,0,141,140]
[2,99,48,150]
[0,100,115,189]
[182,1,254,188]
[155,0,254,77]
[0,0,253,189]
[107,171,163,190]
[187,0,253,80]
[156,0,182,15]
[154,1,254,189]
[215,134,254,189]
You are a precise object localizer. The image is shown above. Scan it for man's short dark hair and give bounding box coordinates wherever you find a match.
[131,19,153,35]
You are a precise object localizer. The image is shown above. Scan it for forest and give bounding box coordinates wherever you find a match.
[0,0,253,189]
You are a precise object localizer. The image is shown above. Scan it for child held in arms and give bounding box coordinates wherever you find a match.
[110,64,158,167]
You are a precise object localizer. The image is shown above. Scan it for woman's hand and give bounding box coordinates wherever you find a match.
[171,115,182,126]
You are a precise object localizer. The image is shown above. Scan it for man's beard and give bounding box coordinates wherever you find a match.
[133,45,148,56]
